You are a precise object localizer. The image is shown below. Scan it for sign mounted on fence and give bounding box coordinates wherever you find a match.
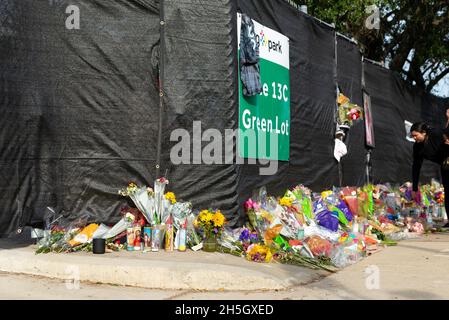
[237,13,290,161]
[363,91,375,148]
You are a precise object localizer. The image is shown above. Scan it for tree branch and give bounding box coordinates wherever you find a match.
[422,62,436,76]
[427,68,449,92]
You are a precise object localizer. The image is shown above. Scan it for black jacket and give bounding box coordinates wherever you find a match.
[412,127,447,191]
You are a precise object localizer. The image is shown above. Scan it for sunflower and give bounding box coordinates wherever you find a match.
[164,192,177,204]
[212,210,225,228]
[199,210,213,223]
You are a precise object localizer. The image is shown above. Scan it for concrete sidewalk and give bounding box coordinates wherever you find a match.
[1,233,449,299]
[0,240,328,291]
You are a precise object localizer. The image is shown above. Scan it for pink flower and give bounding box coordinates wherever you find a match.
[157,177,168,184]
[244,199,260,211]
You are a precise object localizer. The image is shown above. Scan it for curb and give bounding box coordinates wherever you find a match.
[0,246,326,291]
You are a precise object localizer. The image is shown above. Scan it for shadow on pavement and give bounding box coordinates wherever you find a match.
[388,289,444,300]
[0,227,35,250]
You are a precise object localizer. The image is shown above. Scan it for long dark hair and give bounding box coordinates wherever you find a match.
[410,122,430,134]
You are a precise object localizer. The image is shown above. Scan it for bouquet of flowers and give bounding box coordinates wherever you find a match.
[171,201,192,229]
[195,209,226,239]
[337,93,363,127]
[245,244,273,263]
[154,177,170,224]
[119,182,156,225]
[290,185,313,221]
[97,209,137,240]
[118,178,177,226]
[238,227,260,246]
[276,195,303,239]
[186,212,203,249]
[36,212,97,254]
[217,228,244,257]
[36,226,69,254]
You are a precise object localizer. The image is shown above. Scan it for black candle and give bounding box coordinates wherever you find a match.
[93,238,106,254]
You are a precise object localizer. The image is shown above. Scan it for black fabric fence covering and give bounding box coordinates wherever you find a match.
[160,0,240,225]
[364,61,445,184]
[337,36,366,187]
[0,0,161,236]
[233,0,339,225]
[0,0,448,235]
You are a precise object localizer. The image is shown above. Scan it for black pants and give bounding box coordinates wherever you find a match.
[441,167,449,217]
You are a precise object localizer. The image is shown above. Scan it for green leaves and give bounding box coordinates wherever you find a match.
[292,0,449,94]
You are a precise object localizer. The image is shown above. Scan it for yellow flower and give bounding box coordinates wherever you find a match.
[337,93,349,105]
[199,210,213,224]
[264,249,273,262]
[279,197,293,207]
[246,244,273,263]
[164,192,177,204]
[260,209,274,224]
[212,210,225,228]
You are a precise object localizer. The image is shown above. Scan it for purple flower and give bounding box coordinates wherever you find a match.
[405,189,412,201]
[239,229,250,242]
[249,232,258,243]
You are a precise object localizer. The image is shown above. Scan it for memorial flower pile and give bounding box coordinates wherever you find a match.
[34,176,446,275]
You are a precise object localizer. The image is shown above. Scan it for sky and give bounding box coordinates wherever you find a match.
[433,75,449,98]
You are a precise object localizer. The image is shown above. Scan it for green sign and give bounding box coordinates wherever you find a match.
[237,13,290,161]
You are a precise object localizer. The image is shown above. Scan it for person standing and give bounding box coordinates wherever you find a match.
[410,122,449,227]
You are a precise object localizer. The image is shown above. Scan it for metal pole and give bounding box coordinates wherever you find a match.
[336,32,357,45]
[362,56,373,185]
[156,0,165,179]
[334,31,343,187]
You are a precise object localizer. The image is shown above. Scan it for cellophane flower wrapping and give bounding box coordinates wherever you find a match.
[102,217,134,240]
[171,202,192,230]
[186,212,202,248]
[304,221,341,242]
[335,200,353,223]
[217,228,244,255]
[341,186,359,216]
[283,190,307,225]
[161,198,172,225]
[246,205,273,236]
[291,186,313,221]
[154,178,169,225]
[330,244,361,268]
[119,184,156,225]
[315,209,339,232]
[273,203,301,239]
[321,191,350,227]
[305,236,332,257]
[36,212,94,254]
